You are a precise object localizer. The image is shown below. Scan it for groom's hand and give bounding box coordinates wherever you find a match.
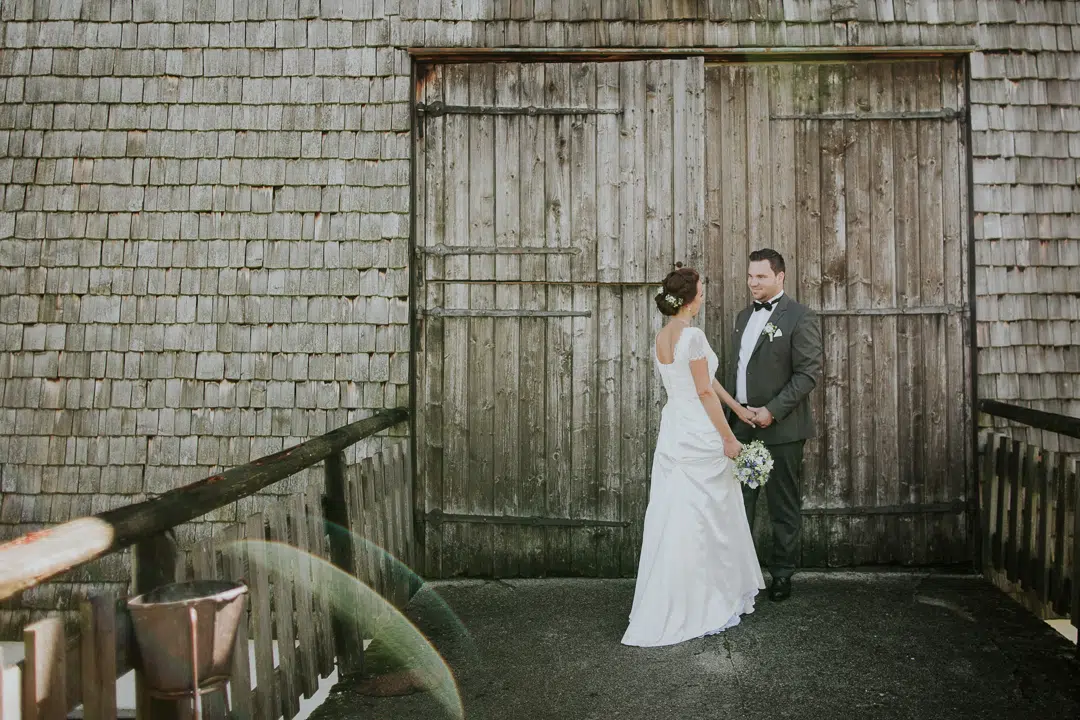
[749,407,774,428]
[734,405,758,427]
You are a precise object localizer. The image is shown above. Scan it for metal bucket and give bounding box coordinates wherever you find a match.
[127,580,248,698]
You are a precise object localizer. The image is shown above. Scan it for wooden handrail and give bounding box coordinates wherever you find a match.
[0,407,408,602]
[979,399,1080,440]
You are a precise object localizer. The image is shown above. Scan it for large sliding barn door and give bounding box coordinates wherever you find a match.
[704,59,973,566]
[415,59,705,578]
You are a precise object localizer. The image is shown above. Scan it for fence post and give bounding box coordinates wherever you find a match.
[80,594,118,720]
[324,451,365,677]
[21,617,66,720]
[132,532,181,720]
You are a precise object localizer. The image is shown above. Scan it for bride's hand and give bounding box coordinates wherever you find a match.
[723,436,742,459]
[735,405,757,427]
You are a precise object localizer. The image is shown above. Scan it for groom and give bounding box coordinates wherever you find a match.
[724,248,822,602]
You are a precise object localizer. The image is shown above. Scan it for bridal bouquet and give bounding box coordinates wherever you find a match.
[734,440,774,489]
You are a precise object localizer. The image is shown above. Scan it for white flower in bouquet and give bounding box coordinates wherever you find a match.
[734,440,774,489]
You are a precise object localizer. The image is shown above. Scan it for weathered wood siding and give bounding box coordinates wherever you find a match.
[705,59,972,566]
[417,56,971,575]
[415,59,706,577]
[1,0,1078,623]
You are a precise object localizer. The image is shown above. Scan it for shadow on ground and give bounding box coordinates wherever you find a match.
[308,571,1080,720]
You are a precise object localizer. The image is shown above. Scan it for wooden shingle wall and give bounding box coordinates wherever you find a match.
[0,0,1077,630]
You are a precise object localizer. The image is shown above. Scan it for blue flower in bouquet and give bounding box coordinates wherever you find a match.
[734,440,773,489]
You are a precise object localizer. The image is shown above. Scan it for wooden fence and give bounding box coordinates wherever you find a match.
[0,409,414,720]
[978,399,1080,646]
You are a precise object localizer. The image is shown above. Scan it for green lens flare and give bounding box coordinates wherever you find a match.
[224,539,465,719]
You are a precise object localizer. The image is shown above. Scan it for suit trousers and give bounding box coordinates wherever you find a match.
[741,439,805,580]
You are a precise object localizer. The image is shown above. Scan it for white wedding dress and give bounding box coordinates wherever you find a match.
[621,326,765,647]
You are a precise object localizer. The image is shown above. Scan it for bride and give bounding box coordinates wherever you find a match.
[621,264,766,648]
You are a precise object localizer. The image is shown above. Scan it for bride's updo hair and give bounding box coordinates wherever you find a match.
[655,263,700,316]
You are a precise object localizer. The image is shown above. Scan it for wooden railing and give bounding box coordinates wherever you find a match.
[978,399,1079,647]
[0,408,412,719]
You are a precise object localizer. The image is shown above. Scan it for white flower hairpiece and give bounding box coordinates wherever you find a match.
[665,293,683,308]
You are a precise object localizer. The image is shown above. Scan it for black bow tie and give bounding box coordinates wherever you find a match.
[753,300,774,312]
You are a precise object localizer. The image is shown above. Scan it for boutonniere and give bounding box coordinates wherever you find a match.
[762,323,782,342]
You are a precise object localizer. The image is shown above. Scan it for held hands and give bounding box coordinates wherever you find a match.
[734,405,758,428]
[723,435,743,460]
[747,406,774,428]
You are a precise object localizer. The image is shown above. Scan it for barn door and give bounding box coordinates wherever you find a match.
[414,59,706,578]
[704,59,972,567]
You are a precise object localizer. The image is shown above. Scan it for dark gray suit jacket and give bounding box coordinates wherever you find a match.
[725,294,823,445]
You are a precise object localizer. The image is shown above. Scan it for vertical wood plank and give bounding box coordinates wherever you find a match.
[941,57,970,563]
[392,444,413,606]
[642,61,676,572]
[1035,450,1052,602]
[1052,455,1069,614]
[384,446,404,606]
[613,61,646,576]
[359,457,382,599]
[978,433,997,573]
[1019,444,1037,590]
[404,448,419,578]
[492,62,522,578]
[287,494,319,698]
[917,60,948,564]
[683,58,706,277]
[845,62,874,566]
[218,526,253,718]
[588,62,620,575]
[413,51,431,581]
[868,62,901,563]
[955,61,974,535]
[549,62,581,574]
[467,63,496,578]
[721,65,748,400]
[620,60,646,285]
[244,513,276,720]
[1005,440,1022,583]
[746,64,773,255]
[893,61,922,565]
[672,58,688,266]
[791,63,827,566]
[79,595,116,720]
[769,64,798,291]
[645,59,674,279]
[323,452,362,676]
[819,64,852,567]
[619,287,650,576]
[994,436,1009,572]
[1069,460,1079,632]
[442,63,471,580]
[343,462,371,671]
[420,65,446,578]
[704,65,726,351]
[266,506,300,719]
[22,618,65,720]
[519,61,549,577]
[569,62,598,284]
[596,62,621,284]
[369,451,391,596]
[548,283,577,573]
[303,483,337,678]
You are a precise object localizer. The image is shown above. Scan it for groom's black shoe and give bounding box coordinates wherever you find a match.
[769,577,792,602]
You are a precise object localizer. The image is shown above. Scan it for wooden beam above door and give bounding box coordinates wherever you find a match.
[409,46,975,65]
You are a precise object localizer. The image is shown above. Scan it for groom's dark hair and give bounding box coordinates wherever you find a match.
[748,248,786,276]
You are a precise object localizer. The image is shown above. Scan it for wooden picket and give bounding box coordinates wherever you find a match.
[0,412,413,720]
[979,430,1080,638]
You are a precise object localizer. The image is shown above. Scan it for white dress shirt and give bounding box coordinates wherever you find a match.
[736,291,784,404]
